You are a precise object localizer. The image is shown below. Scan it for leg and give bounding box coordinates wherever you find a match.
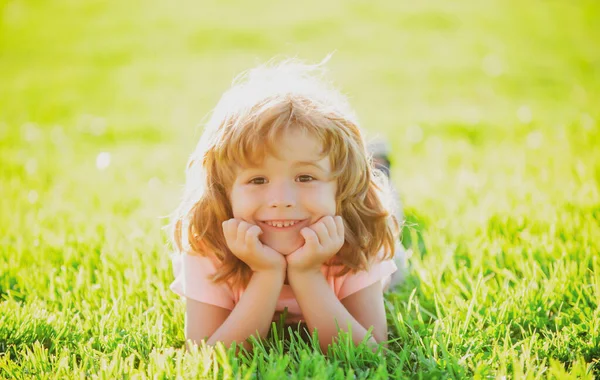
[368,139,407,289]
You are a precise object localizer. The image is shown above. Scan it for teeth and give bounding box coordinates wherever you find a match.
[266,220,298,227]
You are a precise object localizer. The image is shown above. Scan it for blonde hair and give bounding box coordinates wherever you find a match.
[171,58,399,289]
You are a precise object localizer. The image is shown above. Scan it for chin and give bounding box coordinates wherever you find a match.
[264,238,303,256]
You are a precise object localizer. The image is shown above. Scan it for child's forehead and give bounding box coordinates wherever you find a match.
[275,128,324,150]
[237,146,330,170]
[243,128,328,161]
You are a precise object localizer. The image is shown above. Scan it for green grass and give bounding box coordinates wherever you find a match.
[1,0,599,378]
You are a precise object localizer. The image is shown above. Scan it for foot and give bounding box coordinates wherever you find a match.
[368,138,408,289]
[367,139,392,178]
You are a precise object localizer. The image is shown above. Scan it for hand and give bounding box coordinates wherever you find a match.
[286,216,345,274]
[222,219,286,273]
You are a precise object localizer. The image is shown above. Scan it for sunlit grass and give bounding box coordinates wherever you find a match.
[1,0,599,377]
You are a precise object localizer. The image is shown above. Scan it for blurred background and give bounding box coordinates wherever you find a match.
[2,1,598,222]
[2,0,599,287]
[2,0,599,272]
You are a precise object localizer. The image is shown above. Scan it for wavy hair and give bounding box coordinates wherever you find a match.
[171,58,399,289]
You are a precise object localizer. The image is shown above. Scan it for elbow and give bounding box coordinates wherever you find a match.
[317,333,338,354]
[362,328,387,352]
[373,332,390,351]
[319,341,329,354]
[368,337,382,352]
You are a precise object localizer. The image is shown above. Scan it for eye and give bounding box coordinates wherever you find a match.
[296,175,315,183]
[249,177,267,185]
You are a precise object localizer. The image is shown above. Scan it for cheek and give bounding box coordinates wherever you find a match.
[229,187,245,217]
[320,193,337,213]
[230,188,261,218]
[304,185,337,214]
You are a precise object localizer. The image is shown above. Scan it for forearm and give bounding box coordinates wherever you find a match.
[288,271,378,352]
[207,270,284,347]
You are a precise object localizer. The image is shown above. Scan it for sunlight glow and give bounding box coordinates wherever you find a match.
[406,124,423,144]
[27,190,38,204]
[482,54,503,77]
[517,105,532,124]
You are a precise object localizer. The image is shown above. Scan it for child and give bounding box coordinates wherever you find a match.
[169,59,402,352]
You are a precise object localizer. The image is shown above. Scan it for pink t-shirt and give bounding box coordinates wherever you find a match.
[170,252,397,324]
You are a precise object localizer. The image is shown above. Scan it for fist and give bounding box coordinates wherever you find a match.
[222,219,286,273]
[286,215,345,273]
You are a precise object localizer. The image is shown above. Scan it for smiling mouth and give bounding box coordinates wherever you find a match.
[261,219,305,228]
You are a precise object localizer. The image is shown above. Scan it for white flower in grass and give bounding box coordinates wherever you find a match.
[96,152,111,170]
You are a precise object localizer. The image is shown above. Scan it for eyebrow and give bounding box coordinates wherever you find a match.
[293,161,328,172]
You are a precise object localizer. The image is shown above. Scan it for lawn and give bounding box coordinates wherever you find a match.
[1,0,599,378]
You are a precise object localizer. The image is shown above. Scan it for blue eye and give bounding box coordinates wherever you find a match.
[249,177,267,185]
[296,175,315,183]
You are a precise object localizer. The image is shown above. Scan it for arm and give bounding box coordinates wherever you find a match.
[185,219,287,350]
[288,271,386,352]
[186,269,284,349]
[285,216,388,352]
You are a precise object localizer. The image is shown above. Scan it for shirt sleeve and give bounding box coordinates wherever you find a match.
[170,253,235,310]
[337,258,397,300]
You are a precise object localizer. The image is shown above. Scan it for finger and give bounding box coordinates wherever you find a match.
[245,225,263,252]
[236,221,251,244]
[311,222,330,246]
[222,219,238,245]
[321,216,338,238]
[301,227,320,249]
[334,215,345,240]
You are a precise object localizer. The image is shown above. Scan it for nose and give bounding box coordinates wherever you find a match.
[267,181,296,208]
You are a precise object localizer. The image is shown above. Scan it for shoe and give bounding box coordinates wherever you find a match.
[367,138,407,289]
[367,139,392,178]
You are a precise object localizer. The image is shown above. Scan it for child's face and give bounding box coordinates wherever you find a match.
[229,129,337,255]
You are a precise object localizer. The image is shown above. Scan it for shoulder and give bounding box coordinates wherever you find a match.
[329,254,397,300]
[170,252,235,310]
[171,251,222,277]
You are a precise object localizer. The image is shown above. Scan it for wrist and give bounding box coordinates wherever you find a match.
[253,265,286,282]
[287,267,323,284]
[287,262,321,275]
[249,255,287,274]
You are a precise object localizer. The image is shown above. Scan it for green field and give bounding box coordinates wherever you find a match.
[1,0,599,378]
